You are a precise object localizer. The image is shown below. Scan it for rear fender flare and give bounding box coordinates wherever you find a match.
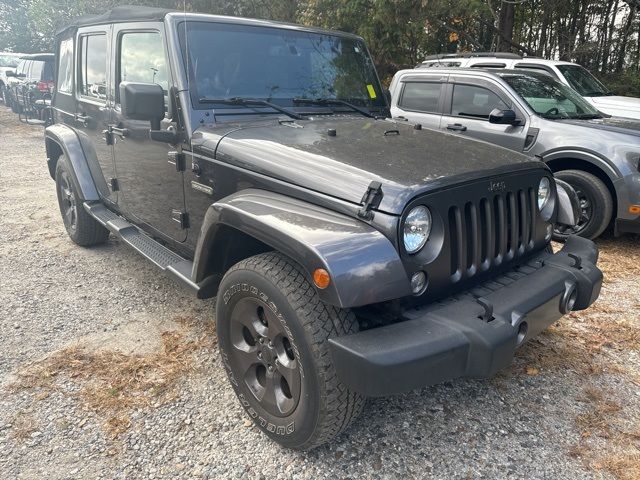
[44,124,103,201]
[193,189,411,308]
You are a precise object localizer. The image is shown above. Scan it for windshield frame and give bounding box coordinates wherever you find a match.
[501,73,603,120]
[175,20,387,114]
[556,64,610,97]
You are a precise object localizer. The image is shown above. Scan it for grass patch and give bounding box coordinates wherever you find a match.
[11,331,208,437]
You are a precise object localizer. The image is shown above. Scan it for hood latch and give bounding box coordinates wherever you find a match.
[357,181,384,220]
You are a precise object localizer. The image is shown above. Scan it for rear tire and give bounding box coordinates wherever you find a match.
[55,156,109,246]
[553,169,613,240]
[216,252,364,450]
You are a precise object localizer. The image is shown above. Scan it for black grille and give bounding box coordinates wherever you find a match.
[448,188,536,281]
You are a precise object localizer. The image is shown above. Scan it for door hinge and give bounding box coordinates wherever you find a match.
[357,181,384,220]
[168,151,186,172]
[110,178,120,192]
[172,210,189,229]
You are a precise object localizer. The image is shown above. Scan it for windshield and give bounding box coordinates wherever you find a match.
[178,22,386,111]
[0,55,20,68]
[503,74,602,120]
[556,64,610,97]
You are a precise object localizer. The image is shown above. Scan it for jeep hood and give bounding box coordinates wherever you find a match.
[195,116,539,214]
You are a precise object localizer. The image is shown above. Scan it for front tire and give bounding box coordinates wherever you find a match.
[553,170,613,240]
[216,252,364,450]
[55,156,109,246]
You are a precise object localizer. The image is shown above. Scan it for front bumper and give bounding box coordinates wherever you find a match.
[329,236,602,397]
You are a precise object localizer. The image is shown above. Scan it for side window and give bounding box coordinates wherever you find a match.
[57,38,74,93]
[17,60,28,76]
[451,84,508,119]
[118,31,168,104]
[79,34,107,101]
[30,61,44,81]
[399,82,443,113]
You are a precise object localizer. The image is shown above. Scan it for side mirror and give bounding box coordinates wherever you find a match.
[555,179,581,227]
[119,81,165,130]
[489,108,519,126]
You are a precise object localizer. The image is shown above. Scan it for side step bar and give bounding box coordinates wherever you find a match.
[83,202,217,298]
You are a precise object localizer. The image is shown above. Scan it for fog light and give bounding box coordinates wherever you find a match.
[560,283,578,314]
[411,271,427,295]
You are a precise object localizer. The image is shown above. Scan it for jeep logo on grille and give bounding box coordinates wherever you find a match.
[488,180,507,192]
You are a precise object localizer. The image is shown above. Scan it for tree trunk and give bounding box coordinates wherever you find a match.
[497,2,515,51]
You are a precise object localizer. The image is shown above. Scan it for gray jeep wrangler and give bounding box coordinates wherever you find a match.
[45,7,602,449]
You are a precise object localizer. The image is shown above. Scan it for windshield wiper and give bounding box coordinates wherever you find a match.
[198,97,304,120]
[573,113,603,120]
[293,98,376,118]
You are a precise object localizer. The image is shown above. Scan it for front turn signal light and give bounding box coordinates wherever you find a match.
[629,205,640,215]
[313,269,331,289]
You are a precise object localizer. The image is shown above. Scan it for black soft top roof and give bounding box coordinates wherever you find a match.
[56,5,172,37]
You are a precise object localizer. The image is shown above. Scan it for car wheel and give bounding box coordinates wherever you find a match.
[216,252,364,450]
[0,84,6,104]
[553,169,613,240]
[9,91,19,113]
[55,156,110,246]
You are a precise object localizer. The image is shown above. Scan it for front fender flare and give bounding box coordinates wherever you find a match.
[193,190,411,308]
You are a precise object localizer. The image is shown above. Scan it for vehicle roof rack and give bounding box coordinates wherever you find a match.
[422,52,524,62]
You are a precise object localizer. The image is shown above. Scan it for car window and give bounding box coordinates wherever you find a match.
[0,55,19,68]
[79,34,108,101]
[57,38,74,93]
[17,60,29,76]
[399,82,442,113]
[556,64,609,97]
[451,84,508,119]
[503,74,601,119]
[30,61,44,81]
[118,31,168,103]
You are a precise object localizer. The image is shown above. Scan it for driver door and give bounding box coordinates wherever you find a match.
[110,23,186,243]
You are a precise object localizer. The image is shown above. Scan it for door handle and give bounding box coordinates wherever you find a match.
[446,123,467,132]
[75,113,89,125]
[110,126,129,138]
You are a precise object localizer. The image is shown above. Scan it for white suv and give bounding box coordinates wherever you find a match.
[418,53,640,120]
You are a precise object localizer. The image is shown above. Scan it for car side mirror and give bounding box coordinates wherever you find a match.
[120,81,165,130]
[489,108,519,126]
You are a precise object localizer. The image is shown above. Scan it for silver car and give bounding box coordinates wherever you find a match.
[389,68,640,239]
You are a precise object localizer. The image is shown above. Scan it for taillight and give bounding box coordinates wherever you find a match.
[37,81,48,92]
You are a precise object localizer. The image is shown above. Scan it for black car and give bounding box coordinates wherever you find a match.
[6,53,54,121]
[45,7,602,450]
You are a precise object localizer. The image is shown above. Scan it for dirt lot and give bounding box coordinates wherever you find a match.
[0,105,638,480]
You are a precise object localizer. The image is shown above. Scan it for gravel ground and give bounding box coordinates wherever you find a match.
[0,104,638,480]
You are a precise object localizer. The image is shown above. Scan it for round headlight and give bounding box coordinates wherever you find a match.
[403,206,432,254]
[538,177,551,210]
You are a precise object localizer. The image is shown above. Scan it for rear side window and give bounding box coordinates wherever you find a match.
[57,38,74,93]
[399,82,443,113]
[30,61,44,80]
[451,84,508,119]
[118,31,168,101]
[79,34,107,101]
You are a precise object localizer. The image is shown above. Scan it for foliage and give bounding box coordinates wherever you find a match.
[0,0,638,95]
